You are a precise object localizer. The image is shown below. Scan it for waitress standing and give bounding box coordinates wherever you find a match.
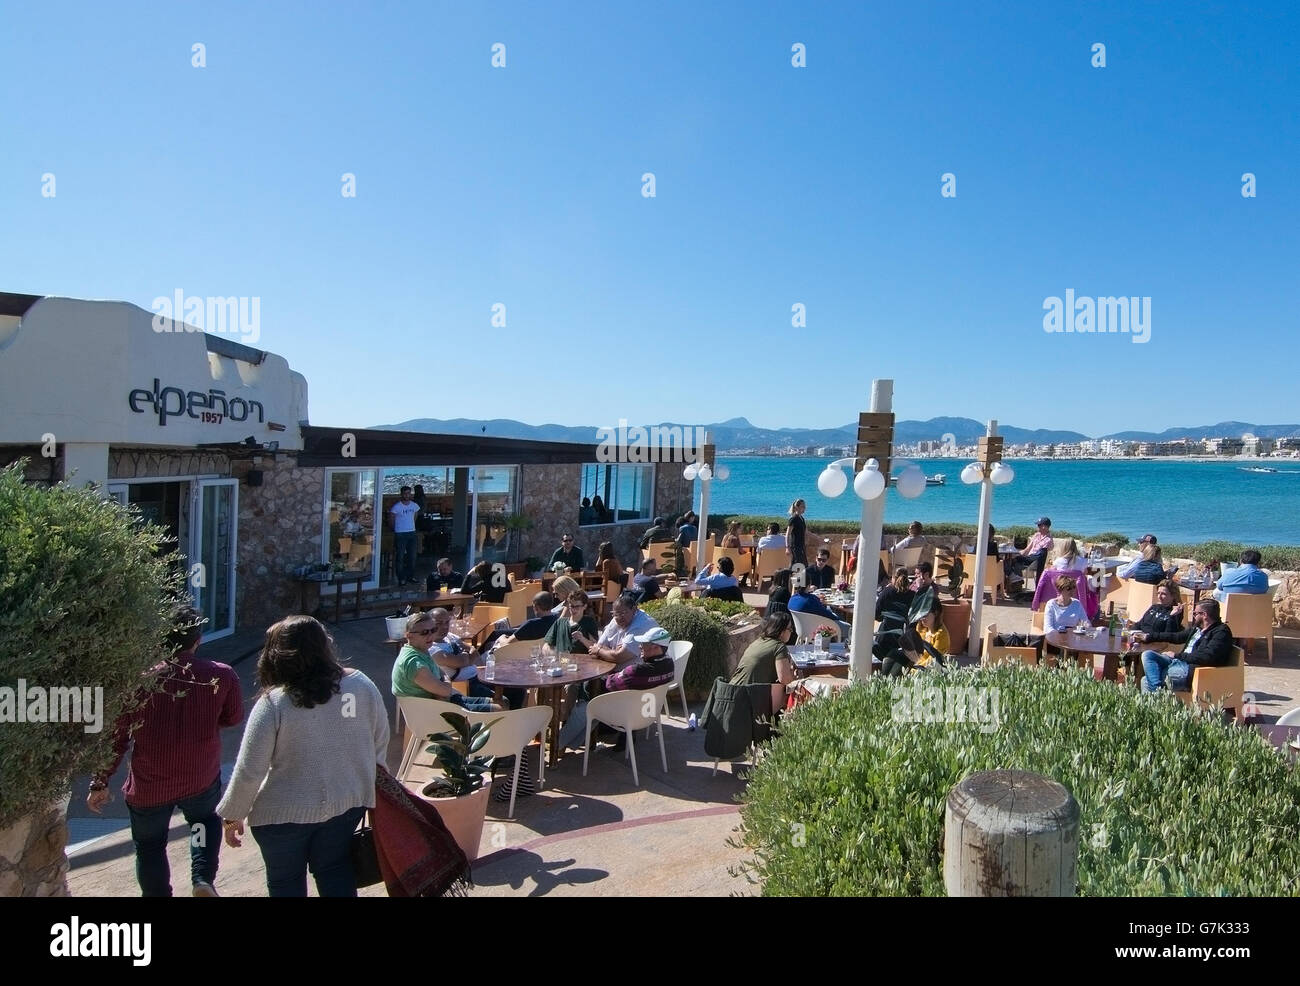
[786,499,808,570]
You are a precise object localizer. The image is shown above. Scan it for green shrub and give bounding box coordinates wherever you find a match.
[0,462,182,827]
[736,665,1300,896]
[645,597,752,621]
[1158,541,1300,571]
[642,603,732,697]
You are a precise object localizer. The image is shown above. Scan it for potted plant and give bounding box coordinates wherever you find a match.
[418,711,499,862]
[814,625,836,651]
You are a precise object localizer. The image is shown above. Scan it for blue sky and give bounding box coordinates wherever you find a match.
[2,1,1296,435]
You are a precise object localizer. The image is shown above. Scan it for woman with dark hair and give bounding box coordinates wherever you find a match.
[596,541,626,589]
[461,560,512,602]
[731,611,797,688]
[882,597,948,676]
[591,494,609,523]
[218,616,388,897]
[786,499,808,568]
[766,568,792,615]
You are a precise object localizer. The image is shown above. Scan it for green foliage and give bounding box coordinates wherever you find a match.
[1158,540,1300,571]
[422,711,498,797]
[641,603,732,696]
[736,665,1300,896]
[645,596,753,621]
[0,462,183,827]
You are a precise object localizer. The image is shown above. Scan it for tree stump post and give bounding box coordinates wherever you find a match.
[944,769,1079,896]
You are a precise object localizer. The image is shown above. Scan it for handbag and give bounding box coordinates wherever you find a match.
[351,809,383,888]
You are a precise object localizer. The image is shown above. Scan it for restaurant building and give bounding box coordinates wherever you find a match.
[0,293,693,638]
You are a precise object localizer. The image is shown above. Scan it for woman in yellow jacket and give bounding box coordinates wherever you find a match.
[881,596,949,676]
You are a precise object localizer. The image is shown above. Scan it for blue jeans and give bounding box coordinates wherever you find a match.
[252,805,366,898]
[127,775,223,897]
[394,532,418,583]
[1141,649,1191,692]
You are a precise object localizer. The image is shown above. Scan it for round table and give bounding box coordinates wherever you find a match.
[1043,629,1130,682]
[481,653,614,767]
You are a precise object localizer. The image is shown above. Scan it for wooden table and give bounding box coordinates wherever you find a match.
[1044,629,1128,681]
[1174,577,1214,613]
[297,572,367,623]
[414,592,476,615]
[482,653,614,768]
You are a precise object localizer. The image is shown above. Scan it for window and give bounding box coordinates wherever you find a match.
[325,469,378,576]
[473,466,520,562]
[579,463,654,526]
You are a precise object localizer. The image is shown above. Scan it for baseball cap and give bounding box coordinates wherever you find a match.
[1139,533,1157,544]
[633,627,672,645]
[1036,517,1052,527]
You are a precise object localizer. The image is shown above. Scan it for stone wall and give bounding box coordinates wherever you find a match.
[109,449,232,479]
[518,463,695,573]
[1269,572,1300,630]
[233,454,324,630]
[0,448,62,487]
[0,799,70,897]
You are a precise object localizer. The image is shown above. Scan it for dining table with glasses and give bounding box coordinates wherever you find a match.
[1044,627,1129,682]
[814,589,856,620]
[480,648,614,768]
[788,643,851,678]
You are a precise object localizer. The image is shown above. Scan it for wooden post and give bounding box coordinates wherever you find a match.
[943,769,1079,896]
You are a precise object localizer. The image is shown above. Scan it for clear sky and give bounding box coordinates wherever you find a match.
[2,1,1296,434]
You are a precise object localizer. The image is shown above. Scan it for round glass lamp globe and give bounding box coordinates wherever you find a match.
[960,462,984,485]
[990,462,1015,486]
[697,464,712,482]
[683,463,699,481]
[817,466,848,498]
[714,464,730,481]
[896,465,927,499]
[853,465,886,501]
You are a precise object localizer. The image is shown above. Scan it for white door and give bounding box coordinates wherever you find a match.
[192,478,238,640]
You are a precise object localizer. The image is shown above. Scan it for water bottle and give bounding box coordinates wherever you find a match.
[688,713,698,731]
[484,653,496,681]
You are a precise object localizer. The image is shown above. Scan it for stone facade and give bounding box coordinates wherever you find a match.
[233,454,325,631]
[109,449,231,479]
[518,463,694,574]
[0,798,70,897]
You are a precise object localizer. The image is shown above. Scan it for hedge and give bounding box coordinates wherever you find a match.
[735,664,1300,896]
[0,463,183,827]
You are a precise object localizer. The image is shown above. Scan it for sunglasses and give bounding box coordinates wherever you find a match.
[410,628,436,636]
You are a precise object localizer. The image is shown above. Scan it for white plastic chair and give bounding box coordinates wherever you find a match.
[663,640,694,720]
[1275,707,1300,726]
[583,683,672,787]
[396,697,551,818]
[789,608,840,643]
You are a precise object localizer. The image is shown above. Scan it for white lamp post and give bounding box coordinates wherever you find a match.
[684,433,727,574]
[814,381,931,680]
[959,420,1014,656]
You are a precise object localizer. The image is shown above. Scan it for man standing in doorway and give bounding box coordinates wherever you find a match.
[390,486,420,585]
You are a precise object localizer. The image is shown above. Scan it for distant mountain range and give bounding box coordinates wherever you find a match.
[377,416,1300,448]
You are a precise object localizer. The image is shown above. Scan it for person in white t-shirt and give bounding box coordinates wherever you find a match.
[388,486,421,585]
[757,522,787,552]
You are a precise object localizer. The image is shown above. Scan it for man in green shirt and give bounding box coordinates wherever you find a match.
[391,613,498,711]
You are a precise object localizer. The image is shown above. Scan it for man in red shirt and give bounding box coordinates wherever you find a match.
[88,605,244,897]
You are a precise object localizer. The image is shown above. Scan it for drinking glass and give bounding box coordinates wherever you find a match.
[530,644,542,670]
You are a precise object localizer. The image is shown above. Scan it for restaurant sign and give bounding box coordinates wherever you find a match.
[128,378,266,427]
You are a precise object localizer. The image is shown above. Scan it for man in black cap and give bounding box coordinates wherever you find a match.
[638,516,672,548]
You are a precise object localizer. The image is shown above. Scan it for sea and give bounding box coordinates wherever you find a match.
[704,457,1300,546]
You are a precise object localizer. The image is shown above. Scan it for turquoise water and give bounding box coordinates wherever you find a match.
[705,457,1300,545]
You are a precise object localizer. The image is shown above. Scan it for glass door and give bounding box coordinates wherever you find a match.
[193,479,238,640]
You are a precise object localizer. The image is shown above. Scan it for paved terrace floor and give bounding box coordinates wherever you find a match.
[67,600,1300,897]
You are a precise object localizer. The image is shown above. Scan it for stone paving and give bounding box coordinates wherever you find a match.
[66,600,1300,897]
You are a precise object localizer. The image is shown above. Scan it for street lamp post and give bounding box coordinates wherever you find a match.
[684,433,729,574]
[959,420,1014,656]
[813,381,930,680]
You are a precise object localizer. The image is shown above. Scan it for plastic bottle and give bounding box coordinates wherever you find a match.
[688,713,698,731]
[485,652,496,681]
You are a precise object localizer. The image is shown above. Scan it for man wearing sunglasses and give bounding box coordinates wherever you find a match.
[549,534,585,572]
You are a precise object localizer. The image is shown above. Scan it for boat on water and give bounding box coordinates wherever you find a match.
[888,474,947,486]
[1239,466,1279,474]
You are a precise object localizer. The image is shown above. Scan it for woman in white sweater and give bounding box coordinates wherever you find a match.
[218,616,389,897]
